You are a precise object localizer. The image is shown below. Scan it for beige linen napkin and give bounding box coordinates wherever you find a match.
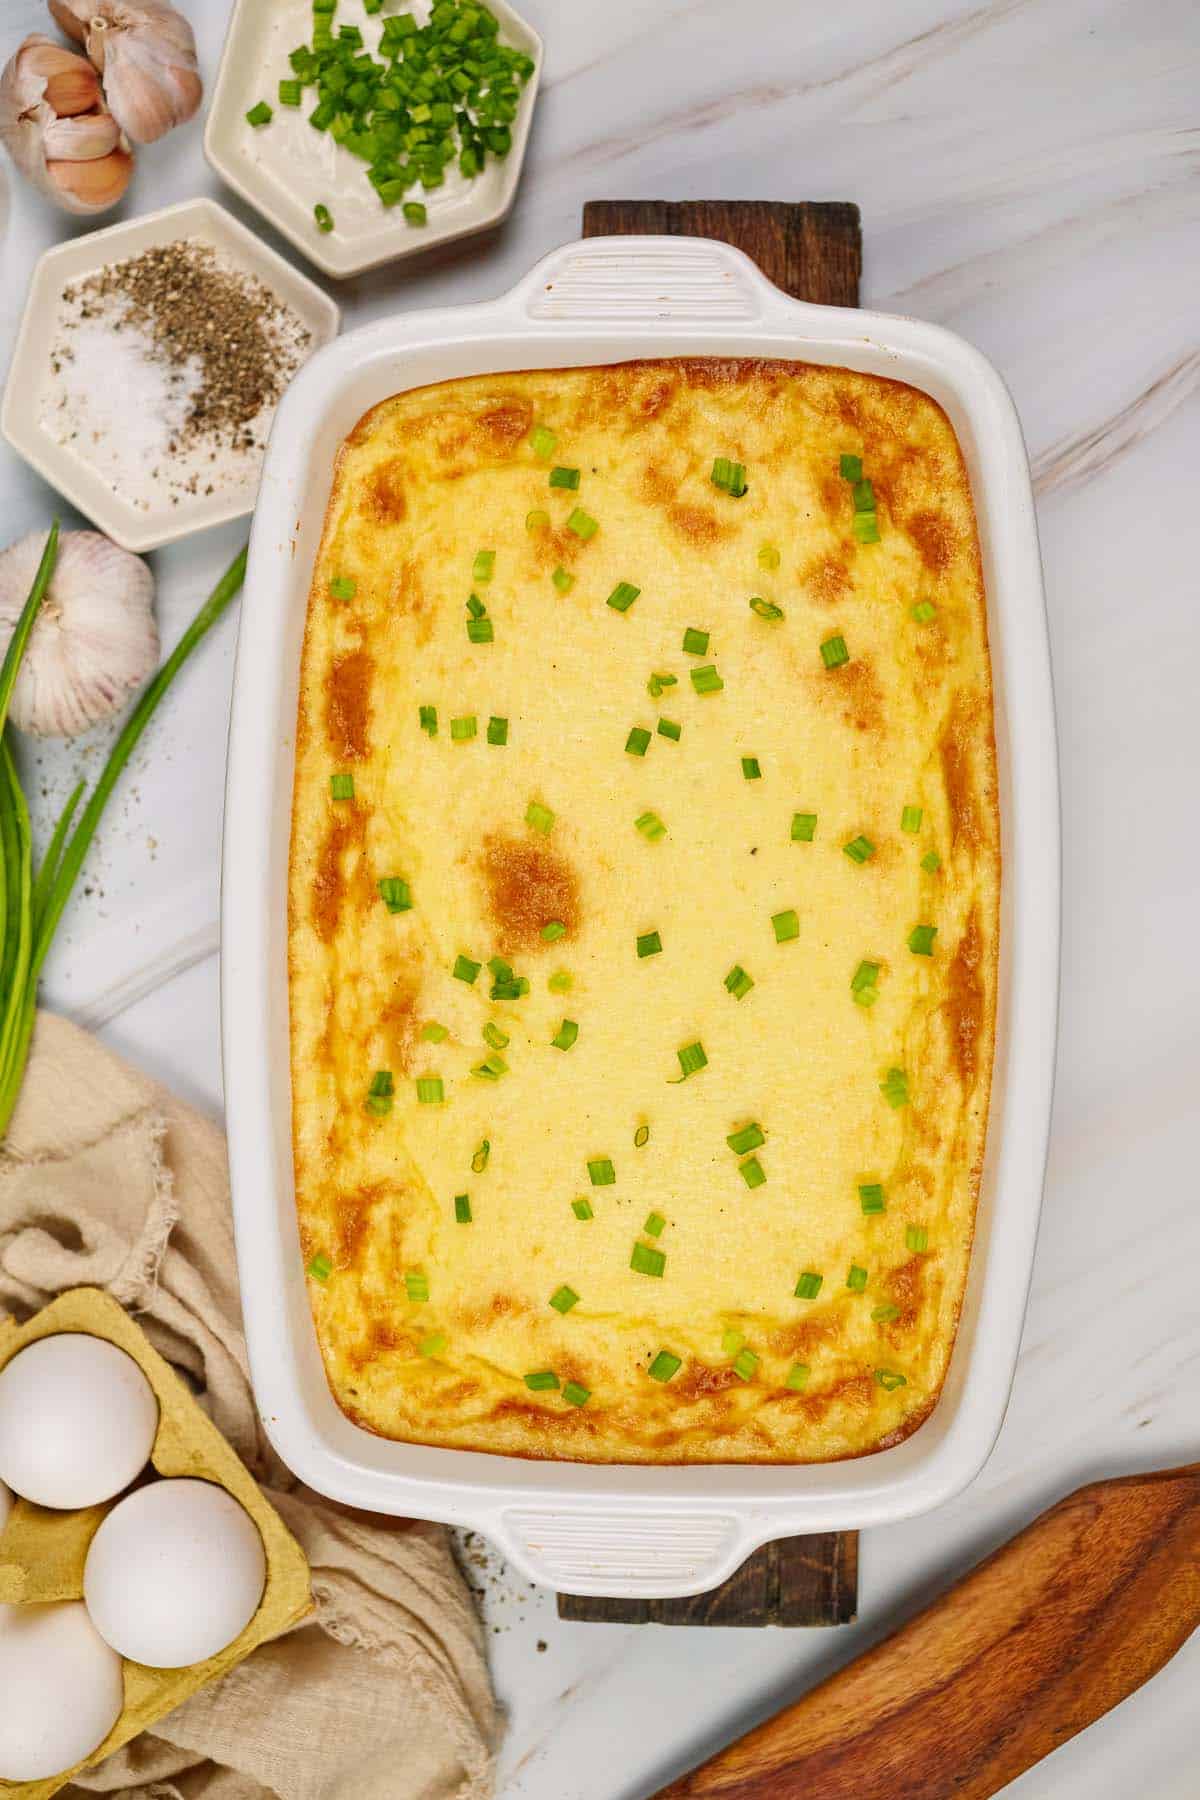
[0,1011,499,1800]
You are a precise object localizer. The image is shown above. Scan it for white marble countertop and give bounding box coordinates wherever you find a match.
[2,1,1198,1795]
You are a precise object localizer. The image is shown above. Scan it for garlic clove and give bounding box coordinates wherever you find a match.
[47,146,133,210]
[20,40,101,114]
[42,109,121,160]
[44,0,202,145]
[0,530,158,740]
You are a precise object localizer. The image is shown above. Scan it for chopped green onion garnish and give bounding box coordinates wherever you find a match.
[330,773,354,800]
[563,1381,590,1407]
[772,909,799,944]
[607,581,641,613]
[550,1284,579,1314]
[472,550,495,583]
[483,1022,510,1052]
[839,453,862,482]
[378,877,412,913]
[626,726,651,757]
[908,924,938,956]
[851,961,880,1005]
[794,1272,824,1300]
[739,1156,766,1189]
[487,715,508,746]
[419,704,438,736]
[906,1225,929,1253]
[648,672,677,697]
[847,1264,868,1291]
[741,756,762,781]
[921,850,942,873]
[785,1362,810,1390]
[631,1242,666,1277]
[419,1333,446,1358]
[635,810,667,842]
[279,79,302,105]
[548,970,572,993]
[572,1198,594,1221]
[453,955,481,984]
[912,600,937,623]
[726,1123,764,1157]
[416,1077,444,1105]
[552,566,575,594]
[422,1022,448,1043]
[466,616,494,645]
[791,812,817,842]
[732,1347,759,1380]
[657,717,681,741]
[403,202,427,227]
[525,508,550,532]
[875,1369,907,1391]
[711,457,748,497]
[901,805,923,834]
[843,835,876,864]
[566,508,598,540]
[526,799,555,835]
[634,1123,650,1148]
[648,1351,681,1382]
[307,1252,333,1282]
[820,634,849,669]
[852,479,876,514]
[588,1157,615,1186]
[881,1067,909,1109]
[749,597,784,621]
[329,575,356,601]
[724,964,754,1000]
[541,919,566,941]
[859,1182,886,1214]
[644,1210,666,1238]
[758,543,781,570]
[690,664,724,695]
[721,1327,745,1356]
[524,1370,559,1391]
[682,627,710,656]
[530,425,558,460]
[853,512,881,544]
[551,1018,579,1051]
[454,1193,472,1224]
[549,466,580,490]
[405,1270,429,1302]
[246,100,273,126]
[450,714,477,741]
[471,1139,491,1174]
[872,1302,901,1323]
[673,1040,707,1080]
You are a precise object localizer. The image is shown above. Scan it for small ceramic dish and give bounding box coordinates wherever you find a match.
[0,198,340,556]
[203,0,542,281]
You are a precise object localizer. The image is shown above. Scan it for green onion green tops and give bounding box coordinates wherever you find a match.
[843,457,881,542]
[880,1067,909,1109]
[875,1369,907,1391]
[637,931,663,959]
[648,672,677,697]
[472,550,495,583]
[365,1071,394,1116]
[526,508,550,532]
[791,812,817,841]
[525,1369,559,1391]
[422,1022,448,1043]
[912,600,937,622]
[726,1122,765,1155]
[405,1270,429,1302]
[820,634,849,669]
[921,850,942,873]
[631,1242,666,1277]
[843,835,876,864]
[526,800,555,835]
[551,1019,579,1051]
[330,773,354,800]
[785,1363,809,1390]
[626,726,651,757]
[673,1040,707,1080]
[419,1332,445,1357]
[908,924,938,956]
[872,1302,901,1323]
[901,805,923,834]
[572,1197,594,1220]
[795,1271,823,1300]
[732,1347,759,1380]
[314,204,333,234]
[453,1193,473,1225]
[859,1182,886,1214]
[634,1123,650,1148]
[721,1328,744,1356]
[563,1382,591,1407]
[530,424,557,460]
[329,575,356,601]
[487,715,509,746]
[471,1139,491,1174]
[851,961,881,1007]
[566,508,598,540]
[550,1284,580,1314]
[588,1157,616,1186]
[607,582,641,613]
[847,1264,868,1291]
[307,1252,333,1282]
[549,465,581,490]
[465,594,493,643]
[419,704,437,736]
[690,664,724,695]
[758,543,781,570]
[657,717,682,741]
[541,919,566,941]
[378,877,412,914]
[548,971,572,993]
[450,714,477,741]
[552,566,575,594]
[749,597,784,621]
[403,203,427,228]
[635,810,667,842]
[483,1022,510,1051]
[906,1225,929,1253]
[644,1210,666,1238]
[839,454,862,482]
[246,100,272,126]
[724,964,754,1000]
[739,1156,766,1189]
[416,1077,445,1104]
[453,954,481,984]
[682,627,710,656]
[772,909,799,943]
[648,1350,681,1382]
[279,79,302,105]
[711,457,748,497]
[741,756,762,780]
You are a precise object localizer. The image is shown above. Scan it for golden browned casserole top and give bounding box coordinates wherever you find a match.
[288,356,999,1464]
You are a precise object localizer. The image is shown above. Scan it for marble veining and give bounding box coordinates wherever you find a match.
[1,1,1198,1797]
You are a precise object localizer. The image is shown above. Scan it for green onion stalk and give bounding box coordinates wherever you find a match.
[0,527,247,1140]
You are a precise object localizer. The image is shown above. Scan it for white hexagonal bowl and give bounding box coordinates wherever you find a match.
[203,0,542,281]
[0,197,340,554]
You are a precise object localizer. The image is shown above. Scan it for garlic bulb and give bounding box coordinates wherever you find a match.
[0,34,133,215]
[47,0,202,145]
[0,530,158,739]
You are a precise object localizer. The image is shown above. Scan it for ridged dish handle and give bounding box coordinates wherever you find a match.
[497,1507,753,1598]
[515,235,793,325]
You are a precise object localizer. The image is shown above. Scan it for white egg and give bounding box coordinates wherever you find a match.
[0,1476,12,1534]
[0,1333,159,1509]
[0,1599,124,1781]
[84,1478,267,1668]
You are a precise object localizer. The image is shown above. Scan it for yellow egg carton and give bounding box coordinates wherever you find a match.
[0,1288,312,1799]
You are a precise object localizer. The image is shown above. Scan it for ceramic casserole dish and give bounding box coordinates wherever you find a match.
[221,236,1059,1598]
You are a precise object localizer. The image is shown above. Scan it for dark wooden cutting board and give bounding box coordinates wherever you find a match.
[557,199,863,1629]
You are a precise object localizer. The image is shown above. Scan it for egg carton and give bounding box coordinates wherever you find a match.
[0,1288,312,1799]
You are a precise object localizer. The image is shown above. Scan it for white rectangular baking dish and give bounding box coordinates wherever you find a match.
[221,236,1059,1598]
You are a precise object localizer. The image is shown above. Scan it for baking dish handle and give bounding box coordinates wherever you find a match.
[496,1506,758,1599]
[511,234,802,326]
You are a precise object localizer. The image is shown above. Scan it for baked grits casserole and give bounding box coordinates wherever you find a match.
[288,356,999,1464]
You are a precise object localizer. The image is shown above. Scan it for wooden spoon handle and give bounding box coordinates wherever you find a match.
[654,1466,1200,1800]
